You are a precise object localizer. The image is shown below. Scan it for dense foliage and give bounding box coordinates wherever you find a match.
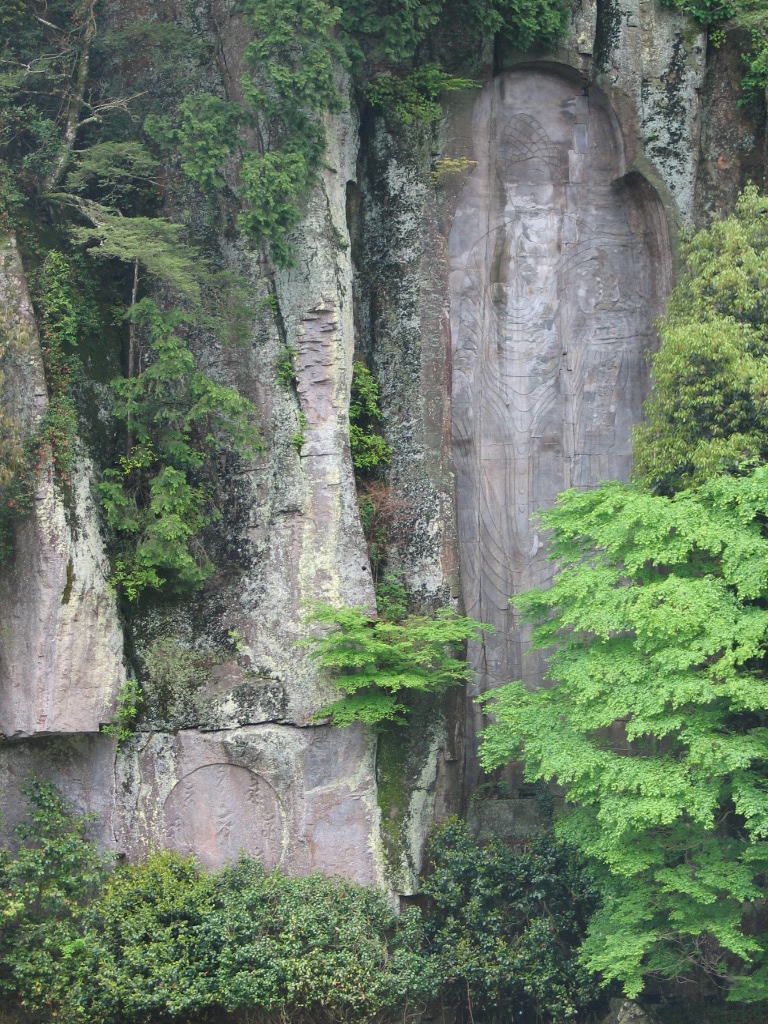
[0,781,441,1022]
[0,779,112,1017]
[304,603,490,725]
[1,781,607,1024]
[0,0,579,587]
[98,300,261,601]
[424,818,602,1024]
[634,186,768,494]
[480,470,768,1000]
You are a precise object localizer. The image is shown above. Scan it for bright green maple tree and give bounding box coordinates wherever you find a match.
[480,469,768,1001]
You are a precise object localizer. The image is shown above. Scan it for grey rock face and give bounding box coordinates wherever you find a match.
[2,0,757,882]
[600,999,661,1024]
[447,69,671,782]
[114,723,381,883]
[0,733,117,851]
[0,235,124,739]
[591,0,706,226]
[110,57,386,884]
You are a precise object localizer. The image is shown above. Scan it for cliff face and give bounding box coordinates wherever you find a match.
[0,0,764,892]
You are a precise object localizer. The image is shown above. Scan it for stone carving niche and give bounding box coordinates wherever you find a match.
[449,66,672,781]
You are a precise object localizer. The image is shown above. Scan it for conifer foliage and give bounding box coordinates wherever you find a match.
[480,470,768,999]
[305,603,490,726]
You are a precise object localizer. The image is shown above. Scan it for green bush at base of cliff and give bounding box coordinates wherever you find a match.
[0,781,438,1024]
[423,817,603,1024]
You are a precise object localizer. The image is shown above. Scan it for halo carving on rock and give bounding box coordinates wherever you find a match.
[162,763,286,871]
[449,67,672,780]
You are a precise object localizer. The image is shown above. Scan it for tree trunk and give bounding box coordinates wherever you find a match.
[126,257,139,457]
[41,2,97,196]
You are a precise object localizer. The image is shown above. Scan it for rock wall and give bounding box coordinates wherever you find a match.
[0,0,764,889]
[0,235,124,740]
[447,68,671,784]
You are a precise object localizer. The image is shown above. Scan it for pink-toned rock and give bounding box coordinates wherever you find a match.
[0,235,124,738]
[447,70,671,780]
[114,724,383,884]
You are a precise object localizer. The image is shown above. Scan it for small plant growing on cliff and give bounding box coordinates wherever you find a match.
[349,362,392,473]
[292,410,308,453]
[276,345,298,387]
[366,66,477,125]
[33,251,99,486]
[304,604,491,726]
[102,678,142,747]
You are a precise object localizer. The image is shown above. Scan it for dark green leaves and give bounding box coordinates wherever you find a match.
[423,818,602,1024]
[0,784,438,1022]
[98,300,262,601]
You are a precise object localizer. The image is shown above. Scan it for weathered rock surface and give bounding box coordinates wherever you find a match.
[114,723,381,882]
[600,999,662,1024]
[0,234,124,739]
[1,0,764,885]
[446,69,671,781]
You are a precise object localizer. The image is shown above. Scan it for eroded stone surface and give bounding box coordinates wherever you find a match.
[0,734,117,851]
[694,26,767,223]
[0,235,124,738]
[114,724,382,882]
[592,0,706,225]
[448,70,671,780]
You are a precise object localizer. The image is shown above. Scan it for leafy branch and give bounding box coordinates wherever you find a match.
[303,604,491,726]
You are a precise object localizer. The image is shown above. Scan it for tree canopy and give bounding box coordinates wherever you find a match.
[634,185,768,493]
[480,468,768,1000]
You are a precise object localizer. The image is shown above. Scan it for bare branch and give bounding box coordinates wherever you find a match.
[36,15,66,32]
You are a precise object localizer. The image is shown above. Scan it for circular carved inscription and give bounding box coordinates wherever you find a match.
[162,764,284,870]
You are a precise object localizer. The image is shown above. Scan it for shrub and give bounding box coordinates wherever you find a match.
[423,818,602,1024]
[0,784,440,1023]
[349,362,392,474]
[0,779,112,1017]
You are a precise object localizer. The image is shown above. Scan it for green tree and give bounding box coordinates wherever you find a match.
[634,185,768,494]
[423,818,602,1024]
[98,299,261,601]
[479,471,768,1001]
[0,779,111,1016]
[304,604,490,726]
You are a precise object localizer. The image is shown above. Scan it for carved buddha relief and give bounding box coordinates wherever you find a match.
[449,68,670,771]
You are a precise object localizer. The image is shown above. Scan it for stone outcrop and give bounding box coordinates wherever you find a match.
[446,68,671,782]
[0,0,764,888]
[0,234,124,739]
